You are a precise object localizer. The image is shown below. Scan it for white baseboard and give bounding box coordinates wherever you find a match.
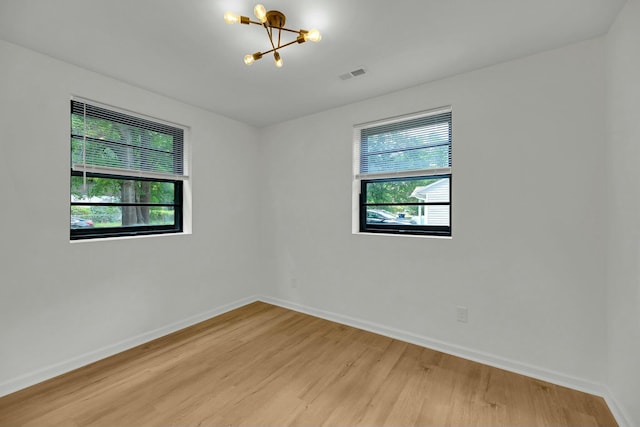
[258,295,608,396]
[1,294,631,427]
[0,295,260,398]
[603,387,633,427]
[258,296,636,427]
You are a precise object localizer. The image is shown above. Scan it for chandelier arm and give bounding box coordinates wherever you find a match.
[258,38,302,56]
[263,24,277,51]
[247,22,301,35]
[270,27,301,34]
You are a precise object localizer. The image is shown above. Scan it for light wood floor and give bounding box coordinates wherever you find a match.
[0,302,617,426]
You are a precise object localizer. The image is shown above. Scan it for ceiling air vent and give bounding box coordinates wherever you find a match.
[339,68,367,80]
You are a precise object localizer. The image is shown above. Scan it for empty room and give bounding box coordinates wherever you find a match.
[0,0,638,426]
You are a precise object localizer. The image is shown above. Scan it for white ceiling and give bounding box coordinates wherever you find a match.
[0,0,626,127]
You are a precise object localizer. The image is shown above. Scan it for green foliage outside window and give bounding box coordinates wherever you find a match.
[71,111,177,227]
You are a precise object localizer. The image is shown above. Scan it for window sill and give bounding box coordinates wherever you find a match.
[353,231,452,240]
[70,231,191,243]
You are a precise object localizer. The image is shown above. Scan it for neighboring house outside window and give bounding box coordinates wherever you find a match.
[353,107,452,237]
[70,99,187,240]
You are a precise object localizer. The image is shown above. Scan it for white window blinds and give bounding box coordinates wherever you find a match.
[357,108,451,180]
[71,99,186,181]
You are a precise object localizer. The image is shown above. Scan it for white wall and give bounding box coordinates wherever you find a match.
[0,39,263,393]
[259,39,608,388]
[606,0,640,424]
[2,19,636,424]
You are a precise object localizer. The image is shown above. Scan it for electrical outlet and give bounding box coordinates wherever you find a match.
[291,278,298,289]
[456,306,468,323]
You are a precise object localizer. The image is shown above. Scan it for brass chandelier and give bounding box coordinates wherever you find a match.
[224,4,321,68]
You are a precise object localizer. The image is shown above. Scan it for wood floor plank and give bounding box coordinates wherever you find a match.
[0,302,618,427]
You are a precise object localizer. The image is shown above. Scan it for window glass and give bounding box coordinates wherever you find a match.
[70,99,185,240]
[355,108,452,236]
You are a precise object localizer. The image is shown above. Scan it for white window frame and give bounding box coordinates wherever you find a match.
[352,106,452,237]
[70,97,191,240]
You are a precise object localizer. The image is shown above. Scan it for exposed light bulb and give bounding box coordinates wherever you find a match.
[254,4,267,23]
[274,51,283,68]
[304,28,322,42]
[244,52,263,65]
[224,11,240,24]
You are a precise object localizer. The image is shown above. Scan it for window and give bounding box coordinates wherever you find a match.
[354,107,452,236]
[70,99,187,240]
